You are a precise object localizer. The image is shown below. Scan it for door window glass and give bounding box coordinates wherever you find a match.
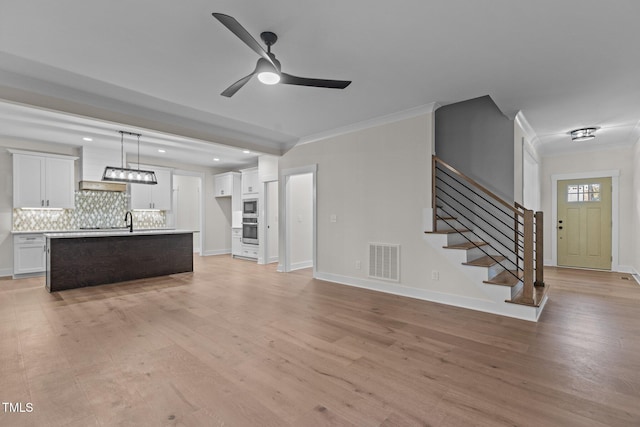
[567,184,601,202]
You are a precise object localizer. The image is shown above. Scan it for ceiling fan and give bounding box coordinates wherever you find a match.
[212,13,352,97]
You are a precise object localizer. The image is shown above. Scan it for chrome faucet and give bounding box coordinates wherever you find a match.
[124,211,133,233]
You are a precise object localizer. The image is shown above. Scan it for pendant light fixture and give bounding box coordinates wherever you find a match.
[102,131,158,185]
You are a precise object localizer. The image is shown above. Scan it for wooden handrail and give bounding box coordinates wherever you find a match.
[433,156,524,217]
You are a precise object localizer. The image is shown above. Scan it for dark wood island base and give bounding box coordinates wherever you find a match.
[46,231,193,292]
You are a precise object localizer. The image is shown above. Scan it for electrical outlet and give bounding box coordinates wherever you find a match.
[355,260,361,270]
[330,214,337,223]
[431,270,439,281]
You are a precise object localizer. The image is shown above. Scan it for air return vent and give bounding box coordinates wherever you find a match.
[368,243,400,282]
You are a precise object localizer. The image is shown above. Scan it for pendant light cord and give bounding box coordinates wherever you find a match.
[137,134,141,171]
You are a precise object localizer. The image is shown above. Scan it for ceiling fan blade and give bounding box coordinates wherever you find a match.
[280,73,351,89]
[221,69,256,97]
[212,13,277,69]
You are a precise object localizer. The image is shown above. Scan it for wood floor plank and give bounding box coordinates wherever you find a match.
[1,258,640,426]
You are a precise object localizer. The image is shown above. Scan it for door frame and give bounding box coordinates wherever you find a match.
[551,170,619,270]
[278,164,317,275]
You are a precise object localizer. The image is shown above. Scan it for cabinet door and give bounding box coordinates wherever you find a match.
[14,235,46,275]
[130,183,153,209]
[215,174,232,197]
[242,169,259,194]
[13,154,45,208]
[151,168,172,210]
[45,157,75,208]
[232,229,242,255]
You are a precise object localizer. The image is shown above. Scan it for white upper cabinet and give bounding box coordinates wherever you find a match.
[11,151,76,209]
[241,167,259,195]
[129,164,172,210]
[214,172,240,198]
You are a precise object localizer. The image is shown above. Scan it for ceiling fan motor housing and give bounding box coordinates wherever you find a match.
[260,31,278,47]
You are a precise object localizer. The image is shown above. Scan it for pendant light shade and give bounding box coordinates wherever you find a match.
[102,166,157,184]
[102,131,158,185]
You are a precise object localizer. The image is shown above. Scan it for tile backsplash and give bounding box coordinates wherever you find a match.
[13,190,166,231]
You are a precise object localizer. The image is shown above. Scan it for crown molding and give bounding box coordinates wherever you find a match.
[296,102,439,147]
[515,111,541,160]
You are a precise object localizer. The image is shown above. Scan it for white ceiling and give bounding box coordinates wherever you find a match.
[1,0,639,160]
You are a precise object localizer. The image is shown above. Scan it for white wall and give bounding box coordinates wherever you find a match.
[278,113,493,300]
[173,174,201,252]
[288,173,313,270]
[633,140,640,275]
[540,146,635,271]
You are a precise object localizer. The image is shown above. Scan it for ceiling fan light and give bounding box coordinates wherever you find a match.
[258,71,280,85]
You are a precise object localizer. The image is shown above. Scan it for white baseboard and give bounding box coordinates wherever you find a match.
[0,268,13,278]
[314,271,541,322]
[201,249,231,257]
[290,260,313,271]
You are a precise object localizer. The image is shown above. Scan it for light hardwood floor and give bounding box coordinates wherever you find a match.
[1,257,639,426]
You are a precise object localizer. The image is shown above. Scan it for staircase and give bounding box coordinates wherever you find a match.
[425,156,549,321]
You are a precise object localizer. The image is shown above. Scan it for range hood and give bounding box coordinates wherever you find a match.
[79,180,126,192]
[79,146,126,192]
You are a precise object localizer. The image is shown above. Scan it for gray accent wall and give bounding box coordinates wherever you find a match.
[435,95,514,200]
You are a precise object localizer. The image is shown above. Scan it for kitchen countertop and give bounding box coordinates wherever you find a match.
[43,229,192,239]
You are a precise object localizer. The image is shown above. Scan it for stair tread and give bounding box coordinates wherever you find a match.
[425,228,471,234]
[506,284,549,307]
[444,241,488,250]
[483,270,523,287]
[437,216,457,221]
[463,255,506,267]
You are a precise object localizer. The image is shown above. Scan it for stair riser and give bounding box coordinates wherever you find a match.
[465,248,486,262]
[446,232,476,246]
[510,281,524,299]
[436,219,462,231]
[487,263,506,279]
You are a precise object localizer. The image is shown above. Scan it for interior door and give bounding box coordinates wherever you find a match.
[557,177,612,270]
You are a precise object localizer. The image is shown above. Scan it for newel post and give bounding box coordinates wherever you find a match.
[522,209,535,305]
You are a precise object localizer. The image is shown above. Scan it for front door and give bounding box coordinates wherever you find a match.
[557,177,612,270]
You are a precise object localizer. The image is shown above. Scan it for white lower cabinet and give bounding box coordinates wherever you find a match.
[240,244,259,259]
[232,228,242,256]
[13,234,46,277]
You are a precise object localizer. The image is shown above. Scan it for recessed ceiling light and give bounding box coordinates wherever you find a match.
[243,150,251,154]
[213,158,220,162]
[82,137,93,142]
[158,149,166,153]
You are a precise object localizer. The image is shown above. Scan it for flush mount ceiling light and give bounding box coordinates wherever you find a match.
[82,137,93,142]
[103,131,158,185]
[570,127,598,142]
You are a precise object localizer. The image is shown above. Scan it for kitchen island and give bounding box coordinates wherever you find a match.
[45,229,193,292]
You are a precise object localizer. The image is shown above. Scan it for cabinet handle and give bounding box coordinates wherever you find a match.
[46,200,49,207]
[41,200,44,207]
